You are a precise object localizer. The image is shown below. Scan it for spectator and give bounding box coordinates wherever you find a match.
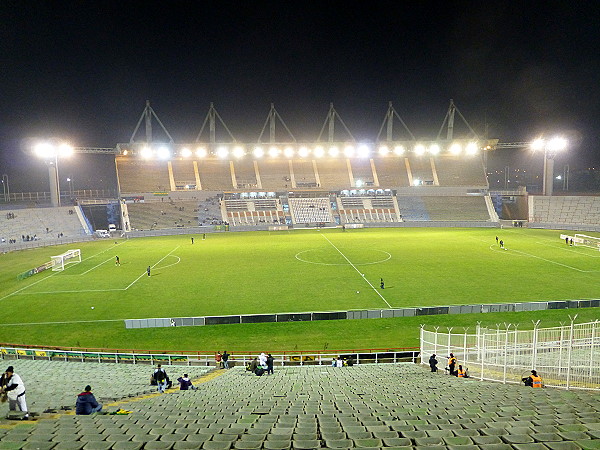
[76,385,102,415]
[259,352,267,368]
[153,364,168,393]
[266,353,274,375]
[222,351,230,369]
[215,352,223,368]
[247,357,258,373]
[446,353,457,376]
[1,366,28,419]
[177,374,195,390]
[523,370,543,388]
[429,354,438,372]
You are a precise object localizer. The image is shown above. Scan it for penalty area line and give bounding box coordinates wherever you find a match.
[320,234,392,309]
[124,246,180,290]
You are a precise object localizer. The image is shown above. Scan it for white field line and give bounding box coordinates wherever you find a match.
[17,289,126,295]
[320,234,392,309]
[502,228,600,258]
[124,246,180,290]
[0,241,126,302]
[79,256,115,275]
[0,319,123,327]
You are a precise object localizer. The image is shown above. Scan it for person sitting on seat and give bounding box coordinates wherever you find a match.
[76,385,102,415]
[177,374,195,390]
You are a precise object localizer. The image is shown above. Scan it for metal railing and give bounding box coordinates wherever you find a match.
[0,344,419,367]
[420,318,600,390]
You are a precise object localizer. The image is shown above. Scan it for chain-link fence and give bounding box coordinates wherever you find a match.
[420,318,600,390]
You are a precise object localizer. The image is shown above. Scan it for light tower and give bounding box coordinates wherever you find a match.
[531,137,568,196]
[34,141,73,207]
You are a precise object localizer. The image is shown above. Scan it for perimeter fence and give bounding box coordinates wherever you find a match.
[420,318,600,390]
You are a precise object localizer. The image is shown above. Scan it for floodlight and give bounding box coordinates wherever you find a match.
[195,147,207,158]
[268,146,280,158]
[356,179,364,187]
[34,142,55,158]
[216,146,229,158]
[140,146,153,159]
[328,146,339,157]
[344,145,355,157]
[298,146,309,158]
[414,144,426,155]
[180,147,192,157]
[157,146,171,160]
[58,143,74,157]
[548,136,567,152]
[284,147,294,158]
[413,178,422,186]
[531,138,545,151]
[378,145,389,156]
[357,144,370,158]
[393,145,405,155]
[313,146,324,158]
[122,150,129,156]
[449,143,462,155]
[428,144,440,155]
[253,146,264,158]
[233,146,245,158]
[465,142,478,155]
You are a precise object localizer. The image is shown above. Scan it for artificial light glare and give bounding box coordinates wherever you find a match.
[233,146,245,158]
[195,147,207,158]
[378,145,389,156]
[548,137,567,152]
[157,146,171,160]
[58,143,74,157]
[414,144,426,155]
[140,146,153,159]
[344,145,355,157]
[298,147,309,158]
[34,142,55,158]
[253,147,264,158]
[313,146,324,158]
[428,144,440,155]
[531,138,545,151]
[216,146,229,158]
[284,147,295,158]
[328,146,339,157]
[357,144,370,158]
[449,143,462,155]
[268,147,280,158]
[393,145,405,155]
[466,142,478,155]
[180,148,192,157]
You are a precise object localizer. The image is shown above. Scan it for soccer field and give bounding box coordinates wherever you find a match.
[0,227,599,351]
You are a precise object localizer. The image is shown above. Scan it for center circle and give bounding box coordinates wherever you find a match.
[295,249,392,266]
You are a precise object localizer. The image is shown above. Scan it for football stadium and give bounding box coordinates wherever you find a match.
[1,101,599,447]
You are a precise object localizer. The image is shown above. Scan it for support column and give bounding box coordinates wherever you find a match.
[254,161,263,189]
[312,160,321,188]
[370,159,380,187]
[543,156,555,196]
[288,160,296,188]
[167,161,176,191]
[193,161,202,190]
[404,158,414,186]
[346,159,354,187]
[230,161,237,188]
[48,163,59,207]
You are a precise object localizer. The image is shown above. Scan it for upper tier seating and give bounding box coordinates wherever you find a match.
[10,363,600,449]
[349,159,375,187]
[435,156,488,186]
[289,197,332,224]
[117,159,171,193]
[171,160,197,190]
[0,206,86,246]
[315,159,350,189]
[198,160,233,191]
[530,196,600,226]
[127,201,200,230]
[291,160,318,188]
[373,158,410,187]
[257,160,291,190]
[232,160,259,189]
[407,156,435,185]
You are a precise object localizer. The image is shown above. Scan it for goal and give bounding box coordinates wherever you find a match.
[51,249,82,271]
[574,234,600,251]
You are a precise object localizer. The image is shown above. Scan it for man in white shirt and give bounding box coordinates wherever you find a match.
[1,366,28,419]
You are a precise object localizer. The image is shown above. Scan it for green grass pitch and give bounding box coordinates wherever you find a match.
[0,227,598,352]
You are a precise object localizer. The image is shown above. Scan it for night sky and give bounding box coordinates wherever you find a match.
[1,1,599,192]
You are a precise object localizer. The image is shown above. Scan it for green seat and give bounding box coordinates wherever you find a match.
[443,436,473,446]
[501,434,535,444]
[323,440,353,448]
[352,438,383,448]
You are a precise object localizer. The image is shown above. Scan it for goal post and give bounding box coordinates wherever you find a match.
[51,249,82,271]
[573,234,600,251]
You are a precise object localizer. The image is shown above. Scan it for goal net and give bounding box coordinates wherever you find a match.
[51,249,82,271]
[574,234,600,250]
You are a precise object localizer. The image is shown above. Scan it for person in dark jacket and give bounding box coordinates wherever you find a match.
[76,385,102,415]
[266,354,274,375]
[177,374,194,390]
[429,354,438,372]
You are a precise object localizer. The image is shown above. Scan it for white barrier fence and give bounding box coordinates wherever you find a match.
[420,319,600,390]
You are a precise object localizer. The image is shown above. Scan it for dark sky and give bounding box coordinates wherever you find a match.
[1,1,599,192]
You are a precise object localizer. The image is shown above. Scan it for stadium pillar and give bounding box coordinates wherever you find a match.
[48,160,60,207]
[543,153,554,196]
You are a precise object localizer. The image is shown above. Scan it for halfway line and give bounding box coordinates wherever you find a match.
[320,234,392,308]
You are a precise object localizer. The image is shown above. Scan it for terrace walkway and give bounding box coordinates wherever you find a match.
[1,362,599,449]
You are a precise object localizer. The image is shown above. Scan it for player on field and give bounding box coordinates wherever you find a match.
[380,278,385,289]
[147,266,151,277]
[191,237,194,244]
[115,256,120,266]
[499,240,504,249]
